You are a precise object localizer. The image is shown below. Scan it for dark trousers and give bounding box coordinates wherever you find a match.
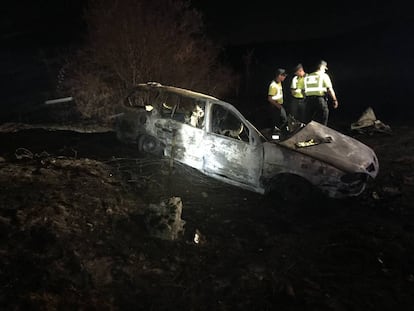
[269,104,287,129]
[305,96,329,125]
[288,97,305,123]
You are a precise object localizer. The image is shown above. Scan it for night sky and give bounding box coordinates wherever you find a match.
[1,0,413,123]
[194,0,413,122]
[192,1,410,44]
[1,1,410,44]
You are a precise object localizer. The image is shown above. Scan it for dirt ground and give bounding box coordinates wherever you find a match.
[1,122,414,311]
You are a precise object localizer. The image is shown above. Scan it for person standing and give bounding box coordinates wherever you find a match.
[304,60,339,126]
[267,68,288,131]
[289,63,306,122]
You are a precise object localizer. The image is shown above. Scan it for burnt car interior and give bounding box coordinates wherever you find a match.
[126,87,206,129]
[160,94,205,129]
[211,104,250,142]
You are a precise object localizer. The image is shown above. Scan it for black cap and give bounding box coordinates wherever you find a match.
[293,63,303,72]
[276,68,287,76]
[318,60,328,69]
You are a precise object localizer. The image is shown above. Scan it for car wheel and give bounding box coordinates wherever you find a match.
[138,135,162,156]
[268,174,315,204]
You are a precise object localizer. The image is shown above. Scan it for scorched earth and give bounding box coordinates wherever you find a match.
[0,122,414,310]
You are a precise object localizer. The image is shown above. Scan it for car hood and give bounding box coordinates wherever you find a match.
[277,121,379,178]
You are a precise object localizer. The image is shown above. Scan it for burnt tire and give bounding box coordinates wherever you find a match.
[267,174,316,204]
[138,135,163,156]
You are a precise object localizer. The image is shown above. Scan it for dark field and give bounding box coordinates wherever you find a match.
[0,123,413,310]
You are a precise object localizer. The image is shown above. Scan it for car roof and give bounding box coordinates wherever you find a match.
[135,82,220,101]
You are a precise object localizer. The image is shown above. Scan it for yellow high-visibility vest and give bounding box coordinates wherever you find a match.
[290,76,305,99]
[268,80,284,104]
[304,71,332,96]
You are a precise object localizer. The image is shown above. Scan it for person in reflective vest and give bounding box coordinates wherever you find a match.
[267,68,288,131]
[289,63,306,123]
[304,60,339,125]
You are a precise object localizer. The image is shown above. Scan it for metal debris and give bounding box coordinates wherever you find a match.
[351,107,391,134]
[193,228,206,245]
[295,136,332,148]
[15,148,34,160]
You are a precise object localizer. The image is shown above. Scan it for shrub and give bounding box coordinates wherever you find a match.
[62,0,238,125]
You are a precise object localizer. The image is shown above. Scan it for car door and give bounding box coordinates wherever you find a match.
[153,95,206,170]
[202,103,263,187]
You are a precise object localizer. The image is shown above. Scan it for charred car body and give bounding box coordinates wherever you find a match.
[115,82,379,199]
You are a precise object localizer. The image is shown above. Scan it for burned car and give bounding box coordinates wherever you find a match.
[115,82,379,199]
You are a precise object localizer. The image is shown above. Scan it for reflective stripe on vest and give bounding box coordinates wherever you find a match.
[269,81,283,103]
[272,92,283,100]
[304,73,326,96]
[291,76,304,99]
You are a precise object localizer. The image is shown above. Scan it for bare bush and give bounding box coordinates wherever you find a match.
[62,0,238,124]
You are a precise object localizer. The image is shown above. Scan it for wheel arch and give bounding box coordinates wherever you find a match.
[264,172,319,203]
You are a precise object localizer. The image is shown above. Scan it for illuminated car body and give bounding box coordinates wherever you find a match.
[115,82,379,199]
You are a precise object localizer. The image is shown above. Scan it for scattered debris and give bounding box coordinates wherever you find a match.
[193,228,207,245]
[372,191,381,200]
[295,136,332,148]
[44,97,74,105]
[351,107,391,134]
[15,148,34,160]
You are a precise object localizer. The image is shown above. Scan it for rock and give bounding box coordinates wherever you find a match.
[144,196,186,240]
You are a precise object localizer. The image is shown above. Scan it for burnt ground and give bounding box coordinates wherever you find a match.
[0,123,414,310]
